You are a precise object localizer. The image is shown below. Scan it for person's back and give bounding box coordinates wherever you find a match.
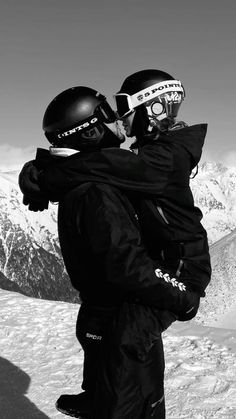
[57,181,125,307]
[130,124,211,295]
[135,124,206,245]
[57,180,195,312]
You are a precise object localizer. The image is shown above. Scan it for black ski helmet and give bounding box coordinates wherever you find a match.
[42,86,123,150]
[114,69,185,137]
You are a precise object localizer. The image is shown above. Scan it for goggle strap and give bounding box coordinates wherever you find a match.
[130,80,185,108]
[115,80,184,118]
[97,101,116,123]
[45,115,101,145]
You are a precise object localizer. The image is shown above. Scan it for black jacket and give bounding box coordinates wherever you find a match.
[37,124,211,293]
[39,124,207,245]
[58,181,192,327]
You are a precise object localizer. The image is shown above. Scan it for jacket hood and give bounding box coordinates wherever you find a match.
[160,124,208,167]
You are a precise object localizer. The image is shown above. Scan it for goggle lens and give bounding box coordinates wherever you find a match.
[96,101,117,123]
[114,94,132,118]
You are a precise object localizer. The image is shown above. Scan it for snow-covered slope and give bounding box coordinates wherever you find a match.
[1,164,236,417]
[195,228,236,328]
[1,288,236,418]
[191,162,236,243]
[0,171,79,303]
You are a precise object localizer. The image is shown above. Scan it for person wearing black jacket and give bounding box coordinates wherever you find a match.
[56,181,186,419]
[19,78,210,418]
[25,71,211,298]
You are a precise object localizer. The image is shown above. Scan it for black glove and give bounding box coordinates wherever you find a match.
[22,193,49,212]
[18,160,49,212]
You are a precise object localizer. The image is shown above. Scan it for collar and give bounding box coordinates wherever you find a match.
[49,147,80,158]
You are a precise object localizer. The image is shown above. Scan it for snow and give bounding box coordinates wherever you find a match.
[1,289,236,418]
[190,163,236,243]
[0,170,58,244]
[1,165,236,417]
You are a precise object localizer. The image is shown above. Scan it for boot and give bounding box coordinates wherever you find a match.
[55,391,92,418]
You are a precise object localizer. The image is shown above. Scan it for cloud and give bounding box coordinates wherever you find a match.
[200,149,213,164]
[0,144,36,171]
[218,150,236,168]
[200,148,236,168]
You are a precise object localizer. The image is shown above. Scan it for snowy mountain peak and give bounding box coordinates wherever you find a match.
[200,161,228,175]
[191,162,236,243]
[0,171,79,302]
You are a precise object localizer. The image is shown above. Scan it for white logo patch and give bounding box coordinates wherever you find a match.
[132,80,184,107]
[86,333,102,341]
[165,91,182,103]
[155,268,186,291]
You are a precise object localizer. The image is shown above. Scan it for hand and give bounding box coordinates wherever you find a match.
[19,161,49,211]
[22,194,49,211]
[18,161,41,196]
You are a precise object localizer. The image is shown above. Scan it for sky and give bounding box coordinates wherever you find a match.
[0,0,235,169]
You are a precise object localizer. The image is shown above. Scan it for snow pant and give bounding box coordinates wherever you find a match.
[76,304,117,395]
[76,302,175,419]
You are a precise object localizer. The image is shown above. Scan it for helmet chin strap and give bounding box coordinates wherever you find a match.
[80,126,104,141]
[146,104,167,132]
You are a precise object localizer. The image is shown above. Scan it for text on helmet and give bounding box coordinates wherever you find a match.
[57,117,98,138]
[131,80,184,109]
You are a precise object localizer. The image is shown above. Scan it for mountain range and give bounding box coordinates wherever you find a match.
[0,170,79,303]
[190,161,236,244]
[195,228,236,326]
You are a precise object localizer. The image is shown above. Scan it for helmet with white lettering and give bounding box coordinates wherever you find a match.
[114,69,185,141]
[43,86,124,151]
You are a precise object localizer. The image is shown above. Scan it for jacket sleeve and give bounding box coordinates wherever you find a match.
[82,184,190,313]
[38,146,173,201]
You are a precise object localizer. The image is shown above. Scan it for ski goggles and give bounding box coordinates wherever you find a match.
[114,80,185,119]
[95,95,117,124]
